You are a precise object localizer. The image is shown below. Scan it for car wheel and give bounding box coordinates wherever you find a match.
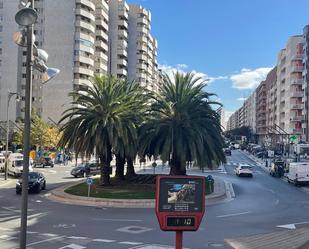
[16,190,21,195]
[74,175,77,178]
[42,182,46,190]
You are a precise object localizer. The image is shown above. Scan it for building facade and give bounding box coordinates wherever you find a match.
[0,0,158,126]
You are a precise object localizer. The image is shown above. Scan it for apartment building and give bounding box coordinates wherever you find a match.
[108,0,129,78]
[0,0,158,125]
[128,4,158,90]
[243,92,256,133]
[276,36,304,141]
[303,25,309,141]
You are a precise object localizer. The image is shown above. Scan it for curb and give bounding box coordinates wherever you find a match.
[47,179,231,208]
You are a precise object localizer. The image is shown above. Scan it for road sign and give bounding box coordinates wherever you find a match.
[86,177,93,185]
[290,135,297,143]
[155,175,205,249]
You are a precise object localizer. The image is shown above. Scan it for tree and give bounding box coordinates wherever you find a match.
[139,72,226,175]
[12,112,61,148]
[58,75,148,185]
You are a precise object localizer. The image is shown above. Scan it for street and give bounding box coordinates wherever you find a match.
[1,151,309,248]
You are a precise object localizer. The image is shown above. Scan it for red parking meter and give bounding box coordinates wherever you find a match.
[155,176,205,249]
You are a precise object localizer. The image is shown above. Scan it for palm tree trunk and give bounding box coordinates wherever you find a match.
[169,156,186,175]
[126,156,136,179]
[115,153,125,180]
[99,145,112,186]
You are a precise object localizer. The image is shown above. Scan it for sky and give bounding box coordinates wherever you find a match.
[128,0,309,121]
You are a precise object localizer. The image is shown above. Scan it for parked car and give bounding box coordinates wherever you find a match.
[33,157,54,168]
[70,163,100,178]
[235,164,253,177]
[16,172,46,194]
[0,153,5,172]
[224,148,232,156]
[287,162,309,186]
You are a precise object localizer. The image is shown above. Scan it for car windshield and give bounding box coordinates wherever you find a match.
[28,172,39,180]
[241,166,251,169]
[15,160,23,167]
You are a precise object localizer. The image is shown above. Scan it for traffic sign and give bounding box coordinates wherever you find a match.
[86,177,93,185]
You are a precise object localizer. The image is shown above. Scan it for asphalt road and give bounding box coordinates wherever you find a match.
[1,152,309,249]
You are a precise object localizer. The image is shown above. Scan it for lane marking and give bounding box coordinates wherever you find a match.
[217,211,252,218]
[277,221,309,230]
[26,236,65,246]
[119,241,143,245]
[58,244,86,249]
[93,238,116,242]
[41,233,59,237]
[93,218,142,222]
[67,236,88,240]
[0,234,17,240]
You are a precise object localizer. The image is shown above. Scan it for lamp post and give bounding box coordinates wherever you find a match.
[4,91,20,180]
[15,1,37,248]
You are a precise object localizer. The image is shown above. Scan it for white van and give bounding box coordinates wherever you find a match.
[0,153,5,172]
[287,162,309,186]
[7,153,33,177]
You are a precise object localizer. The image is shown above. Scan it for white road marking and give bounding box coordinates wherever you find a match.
[217,211,252,218]
[0,234,17,240]
[119,241,143,245]
[92,238,116,242]
[2,207,20,213]
[93,218,142,222]
[26,236,65,246]
[67,236,88,240]
[277,221,309,230]
[41,233,59,237]
[27,231,38,234]
[58,244,86,249]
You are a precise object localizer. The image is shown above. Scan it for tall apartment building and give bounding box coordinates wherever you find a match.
[303,25,309,141]
[243,92,256,133]
[0,0,158,125]
[275,36,304,140]
[108,0,129,78]
[127,4,158,91]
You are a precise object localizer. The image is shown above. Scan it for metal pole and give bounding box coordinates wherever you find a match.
[5,92,11,180]
[20,1,34,247]
[175,230,183,249]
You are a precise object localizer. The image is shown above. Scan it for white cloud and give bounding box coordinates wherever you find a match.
[237,97,247,101]
[230,67,273,89]
[159,64,227,85]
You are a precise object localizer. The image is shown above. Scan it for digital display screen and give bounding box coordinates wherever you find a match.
[167,217,195,227]
[159,178,204,212]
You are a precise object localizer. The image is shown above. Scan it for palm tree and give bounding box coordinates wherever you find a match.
[58,75,147,185]
[139,71,226,175]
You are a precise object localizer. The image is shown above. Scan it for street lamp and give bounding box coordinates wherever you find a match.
[14,1,59,248]
[4,91,20,180]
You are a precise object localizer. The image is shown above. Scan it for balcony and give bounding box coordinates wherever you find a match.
[75,19,95,33]
[290,115,304,122]
[74,55,94,67]
[291,66,304,73]
[117,68,127,77]
[118,8,129,20]
[138,17,149,26]
[74,66,94,77]
[117,58,127,67]
[74,78,91,87]
[137,53,147,61]
[291,104,303,110]
[75,43,94,55]
[137,43,148,52]
[118,19,128,29]
[95,51,108,62]
[96,19,108,31]
[95,40,108,52]
[95,30,108,42]
[137,63,148,71]
[95,8,109,21]
[291,79,303,85]
[76,8,95,22]
[76,0,95,11]
[291,91,304,98]
[137,25,148,35]
[291,54,303,61]
[118,29,128,39]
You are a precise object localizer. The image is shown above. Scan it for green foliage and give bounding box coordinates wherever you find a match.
[58,75,149,185]
[12,112,60,148]
[225,126,253,141]
[139,71,226,175]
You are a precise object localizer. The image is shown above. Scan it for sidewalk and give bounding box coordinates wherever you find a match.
[47,176,232,208]
[226,227,309,249]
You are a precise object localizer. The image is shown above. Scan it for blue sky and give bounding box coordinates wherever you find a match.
[129,0,309,119]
